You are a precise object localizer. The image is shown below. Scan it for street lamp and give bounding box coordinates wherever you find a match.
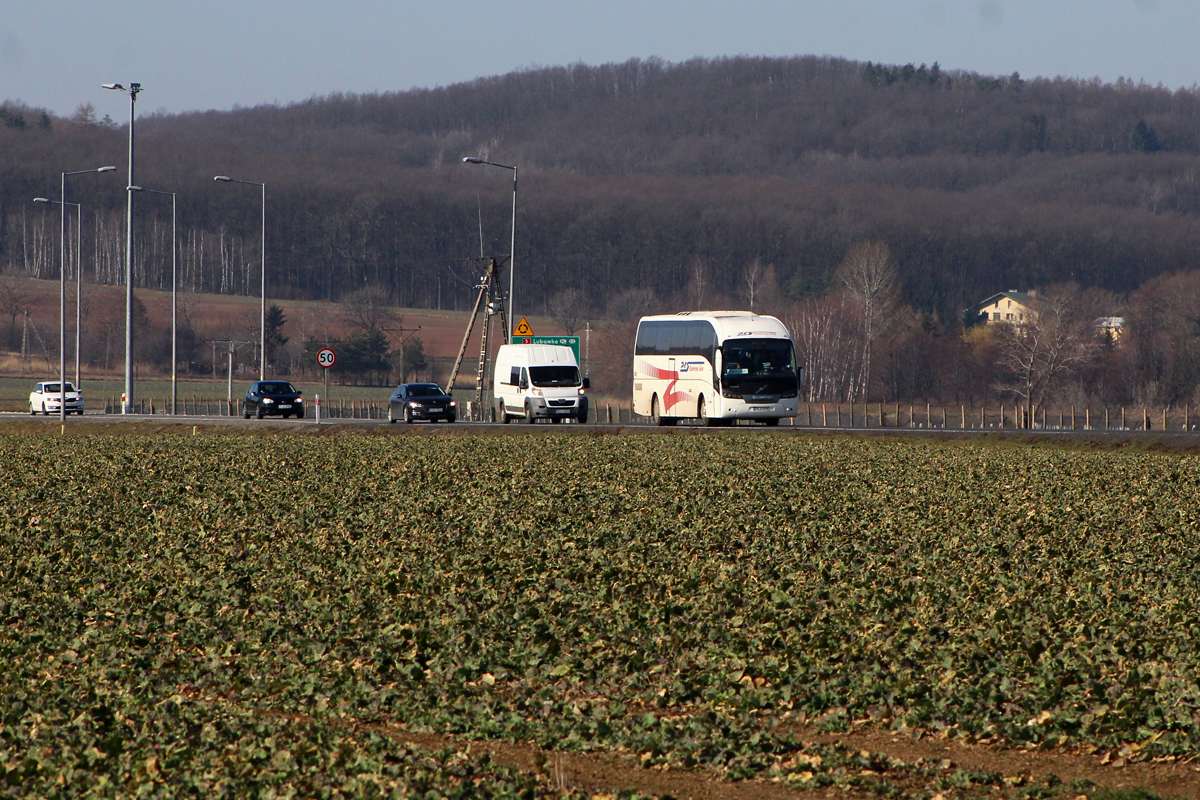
[214,176,266,379]
[35,164,116,421]
[128,186,177,414]
[103,82,141,413]
[463,157,517,341]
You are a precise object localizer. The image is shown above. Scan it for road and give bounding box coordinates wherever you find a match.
[3,411,1198,448]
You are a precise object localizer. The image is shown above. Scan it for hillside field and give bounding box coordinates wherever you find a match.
[4,431,1200,798]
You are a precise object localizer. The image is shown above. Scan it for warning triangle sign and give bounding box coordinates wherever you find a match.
[513,317,534,336]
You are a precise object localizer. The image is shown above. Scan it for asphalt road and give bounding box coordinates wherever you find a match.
[4,410,1199,449]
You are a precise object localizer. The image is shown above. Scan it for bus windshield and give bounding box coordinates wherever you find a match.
[529,365,581,387]
[720,339,798,396]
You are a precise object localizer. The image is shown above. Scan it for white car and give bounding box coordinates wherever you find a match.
[29,381,84,416]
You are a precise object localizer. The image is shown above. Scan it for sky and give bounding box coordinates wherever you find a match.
[3,0,1199,119]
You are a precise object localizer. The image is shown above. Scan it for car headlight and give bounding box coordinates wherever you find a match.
[262,397,275,404]
[449,401,457,407]
[409,401,424,408]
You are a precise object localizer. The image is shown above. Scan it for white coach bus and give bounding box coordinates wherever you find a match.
[632,311,800,426]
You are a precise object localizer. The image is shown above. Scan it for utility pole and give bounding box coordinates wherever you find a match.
[207,339,252,412]
[447,256,509,419]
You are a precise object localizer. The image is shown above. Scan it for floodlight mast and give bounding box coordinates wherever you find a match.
[103,81,142,413]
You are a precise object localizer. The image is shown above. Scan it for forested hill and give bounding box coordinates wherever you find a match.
[4,55,1200,323]
[152,56,1200,173]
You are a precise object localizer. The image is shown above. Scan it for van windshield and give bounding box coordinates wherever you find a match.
[529,366,581,387]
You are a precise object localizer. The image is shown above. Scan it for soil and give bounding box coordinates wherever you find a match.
[372,721,1200,800]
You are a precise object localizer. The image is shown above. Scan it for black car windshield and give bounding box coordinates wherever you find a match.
[258,382,298,394]
[721,339,798,395]
[406,384,446,397]
[529,366,581,387]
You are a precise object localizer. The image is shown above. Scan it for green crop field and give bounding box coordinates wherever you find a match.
[3,432,1198,798]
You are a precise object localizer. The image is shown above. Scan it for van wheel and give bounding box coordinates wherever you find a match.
[524,401,536,423]
[497,398,509,424]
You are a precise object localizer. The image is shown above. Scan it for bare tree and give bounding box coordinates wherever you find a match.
[340,286,402,335]
[688,256,708,310]
[547,287,589,335]
[836,241,898,401]
[994,287,1100,426]
[0,273,40,350]
[783,295,864,402]
[606,287,660,321]
[742,258,763,311]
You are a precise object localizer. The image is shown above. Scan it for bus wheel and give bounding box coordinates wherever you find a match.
[651,395,664,426]
[698,396,716,427]
[764,417,780,426]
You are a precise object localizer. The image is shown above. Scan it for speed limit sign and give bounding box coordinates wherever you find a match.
[317,347,336,369]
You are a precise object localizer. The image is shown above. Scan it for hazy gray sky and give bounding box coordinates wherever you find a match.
[3,1,1197,119]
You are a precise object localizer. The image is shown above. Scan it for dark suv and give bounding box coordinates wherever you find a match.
[243,381,305,419]
[388,383,457,423]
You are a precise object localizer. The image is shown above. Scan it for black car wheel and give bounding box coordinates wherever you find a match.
[388,404,397,423]
[256,406,265,420]
[243,403,251,419]
[404,406,413,424]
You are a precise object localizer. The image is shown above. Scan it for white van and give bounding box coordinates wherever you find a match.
[493,344,590,423]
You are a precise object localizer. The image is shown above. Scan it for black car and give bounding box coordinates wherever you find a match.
[389,383,457,423]
[242,381,305,419]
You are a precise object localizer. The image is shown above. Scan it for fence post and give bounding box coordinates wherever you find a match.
[315,394,322,424]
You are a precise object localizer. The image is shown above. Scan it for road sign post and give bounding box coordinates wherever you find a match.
[317,348,335,423]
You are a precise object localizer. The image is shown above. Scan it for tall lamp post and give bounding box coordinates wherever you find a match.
[214,176,266,379]
[462,157,517,341]
[36,165,116,421]
[103,82,141,413]
[128,186,177,414]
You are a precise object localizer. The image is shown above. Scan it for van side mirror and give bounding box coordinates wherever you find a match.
[582,377,590,389]
[519,376,528,390]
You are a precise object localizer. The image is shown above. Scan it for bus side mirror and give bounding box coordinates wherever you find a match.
[582,377,590,389]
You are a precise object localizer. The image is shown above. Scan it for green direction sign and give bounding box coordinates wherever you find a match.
[524,335,580,363]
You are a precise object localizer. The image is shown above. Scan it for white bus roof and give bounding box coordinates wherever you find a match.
[638,311,791,340]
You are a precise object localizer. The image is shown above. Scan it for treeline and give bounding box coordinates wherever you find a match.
[3,55,1200,340]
